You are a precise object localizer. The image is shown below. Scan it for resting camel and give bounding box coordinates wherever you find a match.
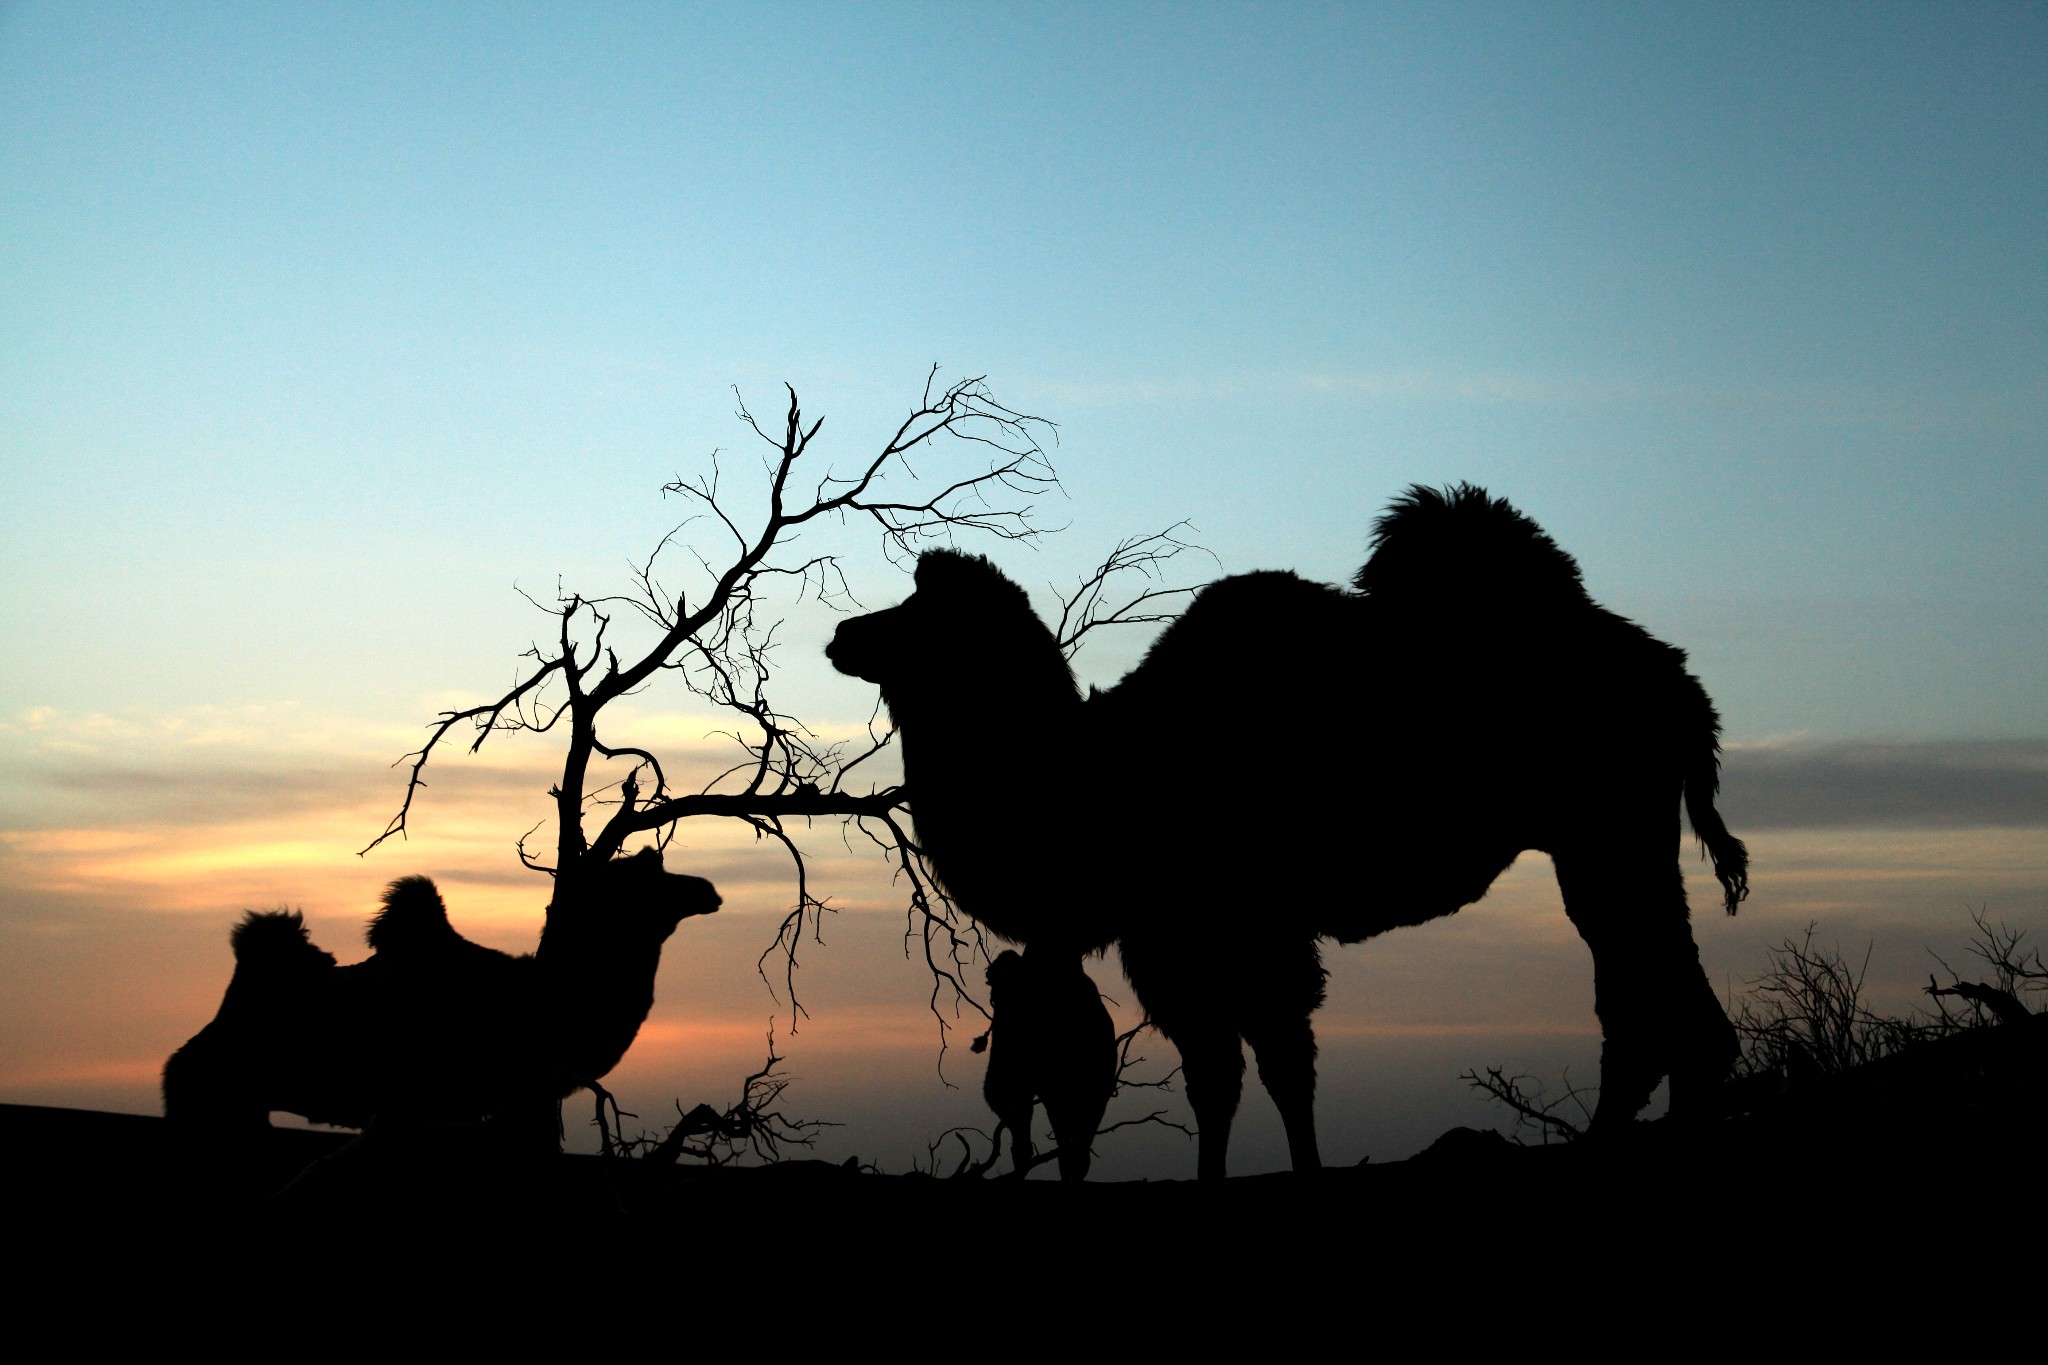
[163,846,720,1149]
[828,483,1747,1179]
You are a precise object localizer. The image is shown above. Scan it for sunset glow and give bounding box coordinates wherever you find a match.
[3,3,2042,1176]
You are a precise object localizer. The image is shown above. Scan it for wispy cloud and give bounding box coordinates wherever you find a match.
[0,701,891,833]
[0,702,900,932]
[1720,737,2048,830]
[1025,367,2044,431]
[1297,369,1670,407]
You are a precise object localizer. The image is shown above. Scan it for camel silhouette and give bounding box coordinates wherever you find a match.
[163,847,720,1150]
[982,948,1117,1180]
[828,483,1747,1178]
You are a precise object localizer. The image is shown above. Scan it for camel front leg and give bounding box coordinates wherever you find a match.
[1244,1011,1322,1173]
[1174,1027,1246,1181]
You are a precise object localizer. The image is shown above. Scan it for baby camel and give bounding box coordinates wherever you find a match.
[982,949,1118,1180]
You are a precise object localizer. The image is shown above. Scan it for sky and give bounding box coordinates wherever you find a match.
[3,2,2044,1176]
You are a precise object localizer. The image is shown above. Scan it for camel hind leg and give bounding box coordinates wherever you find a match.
[1240,936,1327,1172]
[1243,1012,1321,1173]
[996,1104,1037,1177]
[984,1075,1038,1178]
[1553,846,1733,1133]
[1168,1021,1246,1181]
[1043,1092,1102,1182]
[1665,966,1738,1120]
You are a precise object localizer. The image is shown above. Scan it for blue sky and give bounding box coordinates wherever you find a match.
[5,3,2044,736]
[2,3,2044,1171]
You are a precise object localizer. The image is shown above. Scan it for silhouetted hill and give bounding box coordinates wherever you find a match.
[8,1014,2037,1323]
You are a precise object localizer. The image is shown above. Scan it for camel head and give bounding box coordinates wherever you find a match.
[826,548,1080,715]
[539,846,720,1083]
[545,845,720,949]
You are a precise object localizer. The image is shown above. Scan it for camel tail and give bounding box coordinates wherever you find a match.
[1684,743,1749,916]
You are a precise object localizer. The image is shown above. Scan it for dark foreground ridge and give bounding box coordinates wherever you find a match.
[8,1013,2041,1318]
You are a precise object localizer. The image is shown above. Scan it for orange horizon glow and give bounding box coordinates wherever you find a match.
[4,701,2044,1172]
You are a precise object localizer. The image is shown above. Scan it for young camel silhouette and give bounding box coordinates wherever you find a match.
[828,484,1747,1179]
[982,949,1118,1180]
[163,847,720,1149]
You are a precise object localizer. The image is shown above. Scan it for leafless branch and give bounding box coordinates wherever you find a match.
[367,374,1057,1027]
[1108,1018,1182,1094]
[881,806,991,1077]
[1926,978,2033,1027]
[609,1030,836,1166]
[1460,1066,1590,1145]
[1054,522,1214,660]
[920,1125,1006,1180]
[1732,926,1958,1081]
[1926,906,2043,1028]
[360,653,573,856]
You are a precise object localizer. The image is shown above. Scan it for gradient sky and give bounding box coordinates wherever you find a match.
[3,3,2044,1175]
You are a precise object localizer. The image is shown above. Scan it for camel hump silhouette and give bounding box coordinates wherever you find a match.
[1356,481,1589,607]
[365,876,464,953]
[1359,481,1748,915]
[230,908,338,970]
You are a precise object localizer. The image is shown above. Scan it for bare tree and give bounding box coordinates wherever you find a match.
[590,1031,837,1166]
[1458,1066,1594,1145]
[366,370,1199,1068]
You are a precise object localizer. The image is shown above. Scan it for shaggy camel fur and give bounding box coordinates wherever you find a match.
[163,847,720,1146]
[982,949,1118,1180]
[828,483,1747,1179]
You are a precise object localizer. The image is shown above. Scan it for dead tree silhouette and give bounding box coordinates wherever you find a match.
[828,483,1748,1179]
[981,949,1117,1180]
[163,847,719,1146]
[362,373,1066,1053]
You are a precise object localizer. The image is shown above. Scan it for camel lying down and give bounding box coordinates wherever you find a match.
[163,847,719,1149]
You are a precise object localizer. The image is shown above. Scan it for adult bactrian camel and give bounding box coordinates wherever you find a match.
[827,484,1747,1179]
[164,846,721,1148]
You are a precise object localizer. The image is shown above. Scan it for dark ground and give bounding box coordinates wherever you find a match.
[9,1015,2039,1334]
